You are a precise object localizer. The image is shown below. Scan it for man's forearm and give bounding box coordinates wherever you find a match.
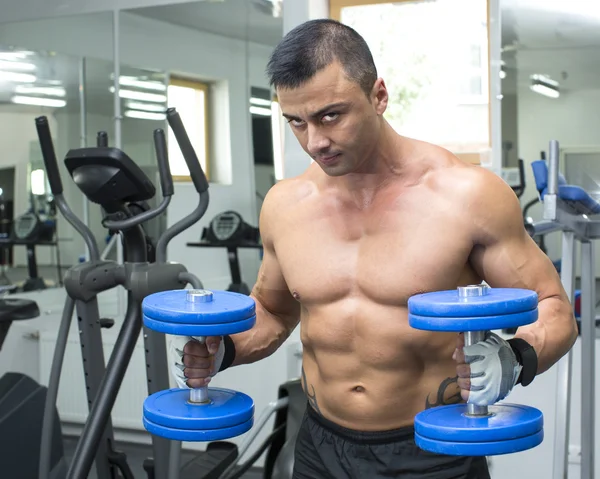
[228,299,296,367]
[514,294,577,374]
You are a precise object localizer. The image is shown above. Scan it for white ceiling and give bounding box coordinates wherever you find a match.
[131,0,284,46]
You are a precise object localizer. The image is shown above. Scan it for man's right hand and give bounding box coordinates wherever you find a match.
[169,336,224,389]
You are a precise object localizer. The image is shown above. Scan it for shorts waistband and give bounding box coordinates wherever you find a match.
[306,403,414,445]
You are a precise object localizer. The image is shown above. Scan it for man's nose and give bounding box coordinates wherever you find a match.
[306,126,331,155]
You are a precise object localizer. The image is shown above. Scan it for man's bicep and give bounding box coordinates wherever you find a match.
[252,182,300,330]
[471,231,562,298]
[469,179,563,299]
[252,245,300,330]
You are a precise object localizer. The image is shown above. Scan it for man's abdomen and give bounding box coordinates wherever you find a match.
[299,304,461,431]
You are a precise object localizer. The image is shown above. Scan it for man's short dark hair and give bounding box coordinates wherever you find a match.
[266,19,378,97]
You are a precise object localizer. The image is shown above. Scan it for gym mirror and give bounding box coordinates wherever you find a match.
[500,1,600,271]
[0,42,82,290]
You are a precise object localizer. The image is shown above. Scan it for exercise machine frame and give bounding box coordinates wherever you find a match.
[526,140,597,479]
[35,108,210,479]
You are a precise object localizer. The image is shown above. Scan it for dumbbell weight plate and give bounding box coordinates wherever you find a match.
[408,288,538,318]
[414,429,544,456]
[143,289,256,324]
[143,388,255,442]
[415,403,543,442]
[408,309,538,332]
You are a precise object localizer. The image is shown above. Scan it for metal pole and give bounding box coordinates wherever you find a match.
[112,9,125,318]
[580,240,595,479]
[78,57,89,262]
[545,140,559,221]
[553,231,576,479]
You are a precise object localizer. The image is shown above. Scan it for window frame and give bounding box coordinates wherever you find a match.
[167,76,210,182]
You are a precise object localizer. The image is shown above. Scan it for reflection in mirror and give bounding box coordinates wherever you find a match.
[0,45,80,290]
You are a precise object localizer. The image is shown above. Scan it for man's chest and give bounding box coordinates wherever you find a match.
[274,201,477,305]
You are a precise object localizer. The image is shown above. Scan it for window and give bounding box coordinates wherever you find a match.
[332,0,491,160]
[167,77,210,181]
[30,168,46,196]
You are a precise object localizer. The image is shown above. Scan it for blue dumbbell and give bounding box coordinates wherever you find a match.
[142,289,256,441]
[408,284,543,456]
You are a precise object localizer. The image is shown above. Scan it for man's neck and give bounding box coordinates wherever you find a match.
[337,123,407,198]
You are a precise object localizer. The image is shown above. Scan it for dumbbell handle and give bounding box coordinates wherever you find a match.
[464,330,489,416]
[190,334,210,404]
[459,285,491,417]
[186,289,213,405]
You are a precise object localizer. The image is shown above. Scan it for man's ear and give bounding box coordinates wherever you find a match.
[371,78,388,115]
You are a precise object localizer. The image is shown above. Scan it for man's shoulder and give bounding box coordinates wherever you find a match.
[424,153,508,203]
[263,175,317,209]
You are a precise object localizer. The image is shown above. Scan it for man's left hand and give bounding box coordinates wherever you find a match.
[453,332,522,406]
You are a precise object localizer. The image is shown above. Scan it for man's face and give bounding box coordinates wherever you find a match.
[277,61,387,177]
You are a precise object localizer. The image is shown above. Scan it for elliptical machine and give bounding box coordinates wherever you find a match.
[35,109,239,479]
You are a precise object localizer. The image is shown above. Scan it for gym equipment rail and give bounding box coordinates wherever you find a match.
[526,139,599,479]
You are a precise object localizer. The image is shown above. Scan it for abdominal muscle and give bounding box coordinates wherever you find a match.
[299,301,461,431]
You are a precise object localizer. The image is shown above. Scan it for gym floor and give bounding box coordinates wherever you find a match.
[63,437,264,478]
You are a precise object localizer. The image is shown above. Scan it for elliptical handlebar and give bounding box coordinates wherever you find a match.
[166,107,209,194]
[35,116,101,261]
[154,128,174,198]
[155,107,210,263]
[35,116,64,196]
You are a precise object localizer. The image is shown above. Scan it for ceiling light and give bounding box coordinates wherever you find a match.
[11,95,66,107]
[126,101,166,112]
[499,70,506,80]
[0,71,37,83]
[0,60,36,72]
[109,87,167,103]
[530,83,560,98]
[530,74,560,99]
[250,106,272,116]
[250,97,272,107]
[124,110,166,121]
[14,85,66,97]
[117,75,167,91]
[0,52,33,61]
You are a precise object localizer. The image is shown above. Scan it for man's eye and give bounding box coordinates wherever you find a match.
[288,119,304,127]
[322,113,339,122]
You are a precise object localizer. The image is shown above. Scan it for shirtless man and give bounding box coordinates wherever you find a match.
[173,19,577,478]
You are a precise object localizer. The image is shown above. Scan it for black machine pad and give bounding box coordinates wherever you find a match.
[0,298,40,351]
[64,147,156,206]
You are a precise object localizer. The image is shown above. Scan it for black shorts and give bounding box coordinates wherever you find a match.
[292,405,491,479]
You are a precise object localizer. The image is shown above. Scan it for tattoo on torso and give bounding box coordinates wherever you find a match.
[425,376,462,409]
[301,367,322,414]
